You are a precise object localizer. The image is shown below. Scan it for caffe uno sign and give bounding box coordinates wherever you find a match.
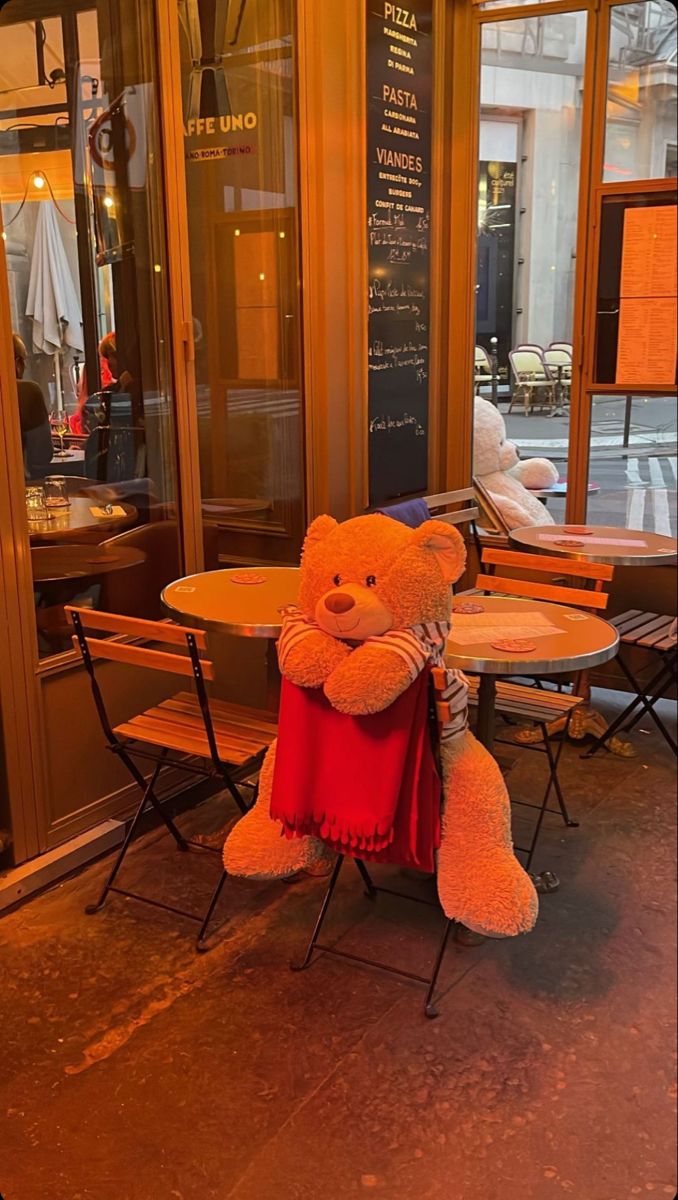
[184,113,258,163]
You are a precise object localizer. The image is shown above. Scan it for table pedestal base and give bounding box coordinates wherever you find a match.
[513,704,635,757]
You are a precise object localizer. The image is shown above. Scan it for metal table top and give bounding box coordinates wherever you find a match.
[509,524,677,567]
[162,566,301,637]
[27,497,137,543]
[446,595,619,676]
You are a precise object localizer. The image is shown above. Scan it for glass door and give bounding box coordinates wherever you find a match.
[177,0,306,567]
[0,0,185,854]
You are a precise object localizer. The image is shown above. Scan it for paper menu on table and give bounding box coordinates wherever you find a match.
[537,533,649,547]
[450,610,566,647]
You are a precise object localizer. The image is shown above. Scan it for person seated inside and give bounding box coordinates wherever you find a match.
[70,331,117,435]
[13,333,52,479]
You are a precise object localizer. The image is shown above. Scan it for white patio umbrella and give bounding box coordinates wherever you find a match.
[25,198,84,411]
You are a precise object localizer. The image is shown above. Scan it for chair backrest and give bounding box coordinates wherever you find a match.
[471,476,512,539]
[515,344,543,354]
[476,547,614,611]
[509,349,549,380]
[66,605,214,680]
[543,348,572,368]
[550,342,573,354]
[424,487,481,530]
[474,346,492,373]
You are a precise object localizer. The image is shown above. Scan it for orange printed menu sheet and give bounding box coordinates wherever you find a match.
[619,205,677,299]
[616,296,677,387]
[616,204,677,385]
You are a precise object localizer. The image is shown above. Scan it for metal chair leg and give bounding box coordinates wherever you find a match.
[195,869,229,952]
[584,654,677,758]
[86,756,166,914]
[354,858,378,900]
[291,855,344,971]
[542,717,579,828]
[424,920,453,1019]
[117,748,188,850]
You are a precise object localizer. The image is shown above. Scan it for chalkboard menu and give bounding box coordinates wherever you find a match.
[366,0,433,506]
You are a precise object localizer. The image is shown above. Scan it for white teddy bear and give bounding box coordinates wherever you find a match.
[473,396,559,530]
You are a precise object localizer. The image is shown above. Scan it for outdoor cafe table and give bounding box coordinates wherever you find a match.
[509,524,678,567]
[446,594,620,749]
[162,566,301,707]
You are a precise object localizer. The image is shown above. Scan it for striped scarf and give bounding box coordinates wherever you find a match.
[277,606,468,743]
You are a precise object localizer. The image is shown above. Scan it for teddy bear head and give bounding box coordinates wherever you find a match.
[298,513,466,640]
[473,395,520,475]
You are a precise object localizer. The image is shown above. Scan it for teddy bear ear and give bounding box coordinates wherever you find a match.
[412,519,467,584]
[302,514,339,555]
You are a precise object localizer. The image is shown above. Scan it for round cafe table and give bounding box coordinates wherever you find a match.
[509,524,677,567]
[27,497,137,544]
[446,595,619,749]
[31,544,146,584]
[162,567,301,707]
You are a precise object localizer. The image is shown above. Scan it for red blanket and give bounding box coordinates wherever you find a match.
[269,671,441,871]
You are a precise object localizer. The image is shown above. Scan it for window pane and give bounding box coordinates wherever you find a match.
[178,0,305,568]
[604,0,678,182]
[474,12,587,515]
[0,0,181,657]
[586,394,677,534]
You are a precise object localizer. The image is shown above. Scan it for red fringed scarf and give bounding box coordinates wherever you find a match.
[269,670,441,871]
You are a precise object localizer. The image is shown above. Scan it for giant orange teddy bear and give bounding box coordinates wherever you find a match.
[224,513,538,938]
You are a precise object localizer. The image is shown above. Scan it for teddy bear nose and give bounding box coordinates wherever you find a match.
[325,592,355,615]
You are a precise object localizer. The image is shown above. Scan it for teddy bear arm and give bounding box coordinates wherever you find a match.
[282,629,352,689]
[323,643,414,715]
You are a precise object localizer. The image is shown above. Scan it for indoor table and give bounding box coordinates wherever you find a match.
[162,566,300,707]
[31,544,146,585]
[27,497,137,544]
[446,595,619,749]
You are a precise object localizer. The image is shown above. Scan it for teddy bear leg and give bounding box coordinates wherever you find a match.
[223,742,327,879]
[436,732,538,937]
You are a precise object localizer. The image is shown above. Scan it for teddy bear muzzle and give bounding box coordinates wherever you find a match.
[315,583,394,640]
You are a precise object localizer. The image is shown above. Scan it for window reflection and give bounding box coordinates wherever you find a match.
[604,1,677,183]
[587,394,677,535]
[178,0,304,567]
[0,0,180,657]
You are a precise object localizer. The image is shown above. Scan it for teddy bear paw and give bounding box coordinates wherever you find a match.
[437,848,538,938]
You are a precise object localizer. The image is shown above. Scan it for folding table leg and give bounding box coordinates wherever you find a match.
[291,855,344,971]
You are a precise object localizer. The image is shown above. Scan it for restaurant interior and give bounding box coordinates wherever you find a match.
[0,0,676,1197]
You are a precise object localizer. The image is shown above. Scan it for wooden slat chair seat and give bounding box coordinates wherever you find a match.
[456,548,616,869]
[292,668,459,1020]
[115,692,277,764]
[584,610,677,758]
[66,605,277,947]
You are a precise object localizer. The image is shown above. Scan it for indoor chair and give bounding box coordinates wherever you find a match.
[584,611,677,758]
[474,345,493,392]
[464,547,615,868]
[67,605,277,946]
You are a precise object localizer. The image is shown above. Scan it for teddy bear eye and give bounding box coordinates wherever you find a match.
[365,575,377,587]
[332,574,342,586]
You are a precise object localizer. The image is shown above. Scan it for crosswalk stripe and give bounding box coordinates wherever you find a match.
[626,458,643,486]
[649,457,665,488]
[667,457,677,481]
[652,488,672,537]
[626,487,646,530]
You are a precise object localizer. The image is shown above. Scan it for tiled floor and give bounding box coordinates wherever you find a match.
[1,695,675,1200]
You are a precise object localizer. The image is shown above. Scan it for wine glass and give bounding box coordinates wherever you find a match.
[50,409,69,457]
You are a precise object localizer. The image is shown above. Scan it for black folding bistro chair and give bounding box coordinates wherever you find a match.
[291,670,459,1020]
[584,610,677,758]
[67,606,277,947]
